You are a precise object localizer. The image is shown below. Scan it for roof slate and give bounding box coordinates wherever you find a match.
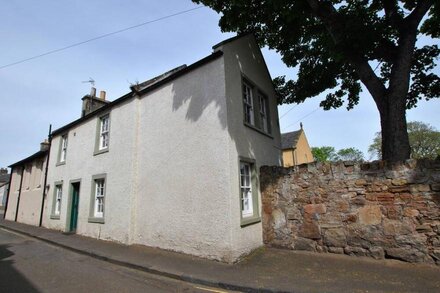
[281,130,302,150]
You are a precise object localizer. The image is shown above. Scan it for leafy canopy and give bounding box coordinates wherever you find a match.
[369,121,440,159]
[312,146,364,162]
[194,0,439,110]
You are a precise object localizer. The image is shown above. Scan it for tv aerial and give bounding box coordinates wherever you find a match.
[82,77,95,87]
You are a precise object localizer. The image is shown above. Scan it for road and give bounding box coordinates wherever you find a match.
[0,228,233,293]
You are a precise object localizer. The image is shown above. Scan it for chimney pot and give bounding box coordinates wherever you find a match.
[90,87,97,97]
[99,91,106,100]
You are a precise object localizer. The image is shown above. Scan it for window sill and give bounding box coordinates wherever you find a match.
[240,215,261,227]
[50,214,60,220]
[93,148,109,156]
[244,122,273,139]
[56,161,66,167]
[88,217,105,224]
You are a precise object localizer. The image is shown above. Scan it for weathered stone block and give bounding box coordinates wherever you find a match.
[403,208,420,217]
[304,204,326,214]
[299,219,321,240]
[431,184,440,191]
[358,205,382,225]
[355,179,367,186]
[272,209,286,230]
[293,237,317,251]
[286,207,302,220]
[369,246,385,259]
[385,247,431,263]
[323,228,347,248]
[416,224,432,233]
[344,246,367,257]
[328,247,344,254]
[392,178,408,186]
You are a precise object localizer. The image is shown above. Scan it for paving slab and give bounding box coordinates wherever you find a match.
[1,219,439,293]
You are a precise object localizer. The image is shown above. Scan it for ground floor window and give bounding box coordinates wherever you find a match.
[239,160,260,226]
[51,182,63,219]
[94,179,105,218]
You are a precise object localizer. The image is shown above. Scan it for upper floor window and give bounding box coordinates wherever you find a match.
[258,93,269,133]
[242,78,271,135]
[99,115,110,151]
[243,82,254,125]
[60,134,68,163]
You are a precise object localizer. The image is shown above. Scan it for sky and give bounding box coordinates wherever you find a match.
[0,1,439,168]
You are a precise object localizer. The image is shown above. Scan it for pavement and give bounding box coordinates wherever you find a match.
[1,217,439,293]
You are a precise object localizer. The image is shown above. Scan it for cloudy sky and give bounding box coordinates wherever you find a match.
[1,1,439,167]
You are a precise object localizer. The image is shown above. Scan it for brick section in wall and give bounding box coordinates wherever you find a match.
[260,160,440,265]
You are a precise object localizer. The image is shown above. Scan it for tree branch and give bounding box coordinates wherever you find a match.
[404,1,434,30]
[382,0,403,30]
[306,0,387,108]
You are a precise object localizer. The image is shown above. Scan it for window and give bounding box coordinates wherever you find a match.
[242,77,272,135]
[240,162,253,217]
[51,181,63,219]
[258,93,269,133]
[60,135,68,162]
[99,115,110,150]
[243,82,254,125]
[94,179,105,217]
[54,185,62,215]
[89,174,106,223]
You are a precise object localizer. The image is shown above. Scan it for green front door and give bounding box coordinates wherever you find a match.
[69,183,80,232]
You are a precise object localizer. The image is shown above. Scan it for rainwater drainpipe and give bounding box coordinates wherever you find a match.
[39,125,52,227]
[14,166,25,222]
[3,169,13,219]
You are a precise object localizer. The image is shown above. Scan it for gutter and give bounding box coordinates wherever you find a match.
[39,125,52,227]
[14,166,25,222]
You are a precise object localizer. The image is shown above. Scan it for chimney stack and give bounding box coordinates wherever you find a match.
[0,168,7,175]
[90,87,97,97]
[99,91,106,100]
[40,139,50,152]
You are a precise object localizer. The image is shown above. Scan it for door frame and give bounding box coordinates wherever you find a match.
[65,179,81,233]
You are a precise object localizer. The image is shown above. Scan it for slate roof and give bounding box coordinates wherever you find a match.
[281,130,302,150]
[8,150,48,168]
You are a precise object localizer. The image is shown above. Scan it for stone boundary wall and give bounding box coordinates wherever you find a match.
[260,160,440,265]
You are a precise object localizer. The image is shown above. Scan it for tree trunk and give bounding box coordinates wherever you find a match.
[379,97,411,161]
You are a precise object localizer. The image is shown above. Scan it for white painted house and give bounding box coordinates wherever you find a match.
[40,34,281,262]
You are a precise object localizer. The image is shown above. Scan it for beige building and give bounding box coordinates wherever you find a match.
[281,125,314,167]
[4,141,49,225]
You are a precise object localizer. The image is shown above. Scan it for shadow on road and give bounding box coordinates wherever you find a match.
[0,244,40,292]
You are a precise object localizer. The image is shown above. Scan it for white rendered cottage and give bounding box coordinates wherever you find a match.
[42,34,282,262]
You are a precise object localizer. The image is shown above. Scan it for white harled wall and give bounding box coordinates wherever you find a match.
[42,35,281,262]
[221,34,282,260]
[43,99,137,244]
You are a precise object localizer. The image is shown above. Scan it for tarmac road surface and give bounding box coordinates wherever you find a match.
[0,228,235,293]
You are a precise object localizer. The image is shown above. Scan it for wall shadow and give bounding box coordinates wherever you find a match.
[0,244,40,292]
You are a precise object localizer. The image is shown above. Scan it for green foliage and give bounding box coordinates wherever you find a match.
[313,146,365,162]
[369,121,440,159]
[336,147,364,162]
[194,0,439,110]
[311,146,337,162]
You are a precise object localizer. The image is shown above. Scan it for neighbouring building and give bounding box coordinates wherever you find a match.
[4,141,49,225]
[32,34,281,262]
[0,168,10,207]
[281,124,314,167]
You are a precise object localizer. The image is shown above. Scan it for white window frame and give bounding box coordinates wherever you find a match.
[54,185,62,215]
[258,93,268,133]
[240,162,253,218]
[60,135,68,162]
[99,115,110,150]
[243,82,254,125]
[94,179,105,218]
